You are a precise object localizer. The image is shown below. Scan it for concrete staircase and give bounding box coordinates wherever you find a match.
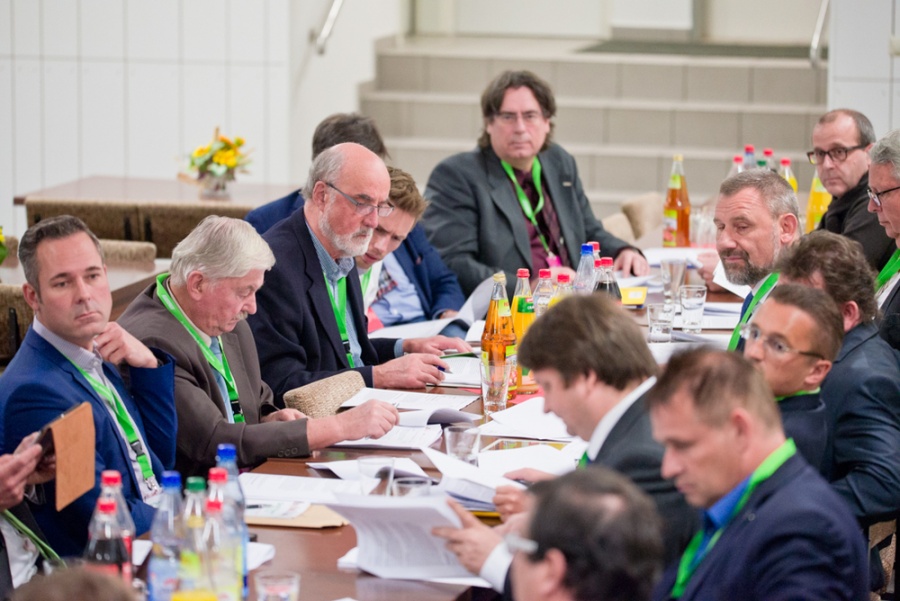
[361,36,826,218]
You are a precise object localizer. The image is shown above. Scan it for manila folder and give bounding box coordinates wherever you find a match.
[47,402,95,510]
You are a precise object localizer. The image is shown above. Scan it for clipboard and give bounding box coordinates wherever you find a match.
[40,402,96,510]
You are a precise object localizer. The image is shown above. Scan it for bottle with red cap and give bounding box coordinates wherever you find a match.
[778,157,798,193]
[596,257,621,301]
[726,155,744,178]
[208,466,247,596]
[511,269,537,394]
[549,273,573,307]
[742,144,756,170]
[532,269,554,318]
[92,470,136,559]
[84,498,132,584]
[762,148,777,172]
[200,498,240,601]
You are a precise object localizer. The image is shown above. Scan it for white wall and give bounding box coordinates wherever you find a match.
[705,0,824,44]
[418,0,610,38]
[0,0,406,237]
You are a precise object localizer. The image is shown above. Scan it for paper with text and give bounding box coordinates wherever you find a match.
[341,387,476,411]
[334,425,443,449]
[238,473,364,503]
[477,397,573,441]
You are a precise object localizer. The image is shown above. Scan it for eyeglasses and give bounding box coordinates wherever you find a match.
[494,111,545,125]
[740,323,823,359]
[325,182,393,217]
[504,532,539,555]
[806,144,867,165]
[866,184,900,208]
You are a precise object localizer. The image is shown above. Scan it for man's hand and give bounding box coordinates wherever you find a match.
[336,400,399,441]
[402,336,472,356]
[261,408,306,423]
[0,439,45,510]
[614,249,650,276]
[16,433,56,486]
[432,499,503,576]
[373,354,449,388]
[94,323,157,368]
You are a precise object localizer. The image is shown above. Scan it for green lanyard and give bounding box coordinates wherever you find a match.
[71,363,156,482]
[774,388,819,403]
[875,248,900,294]
[500,158,554,258]
[360,268,374,297]
[670,439,797,598]
[155,274,244,423]
[727,272,779,351]
[577,451,589,469]
[2,510,59,561]
[324,275,355,368]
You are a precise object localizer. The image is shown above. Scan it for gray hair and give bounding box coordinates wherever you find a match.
[302,144,346,199]
[19,215,104,293]
[870,129,900,179]
[719,169,799,220]
[169,216,275,286]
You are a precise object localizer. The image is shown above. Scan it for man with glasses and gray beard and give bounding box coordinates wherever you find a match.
[249,143,469,401]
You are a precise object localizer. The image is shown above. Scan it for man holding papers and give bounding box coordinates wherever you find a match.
[434,295,694,596]
[119,216,399,477]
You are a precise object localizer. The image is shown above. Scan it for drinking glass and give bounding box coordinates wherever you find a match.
[357,456,395,496]
[391,476,432,497]
[481,361,513,418]
[444,425,480,465]
[647,303,675,343]
[254,570,300,601]
[679,285,707,334]
[660,258,687,303]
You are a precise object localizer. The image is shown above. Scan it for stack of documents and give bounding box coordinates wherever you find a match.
[477,397,574,441]
[422,447,525,512]
[342,387,476,411]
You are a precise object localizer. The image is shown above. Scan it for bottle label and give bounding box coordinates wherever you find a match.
[662,209,678,247]
[516,296,534,314]
[668,173,682,190]
[498,298,511,317]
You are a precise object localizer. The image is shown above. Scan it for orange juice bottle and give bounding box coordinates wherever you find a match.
[663,154,691,247]
[482,273,517,399]
[806,174,832,232]
[511,269,537,393]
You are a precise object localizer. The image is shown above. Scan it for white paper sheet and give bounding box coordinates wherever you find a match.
[308,457,429,481]
[642,247,704,267]
[238,473,365,503]
[648,334,730,365]
[341,387,477,411]
[398,408,475,427]
[336,545,491,588]
[436,356,483,388]
[465,320,485,343]
[712,261,752,299]
[245,500,310,520]
[703,301,742,315]
[477,444,579,479]
[422,447,524,493]
[673,312,739,330]
[477,397,574,441]
[334,425,443,449]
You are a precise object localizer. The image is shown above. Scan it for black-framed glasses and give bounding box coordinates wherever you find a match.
[325,182,393,217]
[806,144,867,165]
[866,184,900,208]
[740,323,823,359]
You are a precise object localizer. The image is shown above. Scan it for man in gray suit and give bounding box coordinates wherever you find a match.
[423,70,648,296]
[118,216,399,477]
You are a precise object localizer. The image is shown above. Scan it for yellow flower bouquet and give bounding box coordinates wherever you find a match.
[186,127,250,198]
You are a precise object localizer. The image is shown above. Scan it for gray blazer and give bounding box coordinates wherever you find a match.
[119,282,309,477]
[423,144,633,296]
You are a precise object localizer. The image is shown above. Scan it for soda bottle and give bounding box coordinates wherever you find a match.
[148,471,184,601]
[549,273,573,307]
[743,144,756,170]
[93,471,136,560]
[589,241,600,261]
[511,269,537,394]
[214,445,249,598]
[481,272,517,400]
[663,154,691,248]
[806,174,832,233]
[599,257,621,301]
[573,244,596,294]
[726,154,744,178]
[778,157,798,193]
[763,148,777,172]
[756,158,767,170]
[84,498,132,584]
[200,499,241,601]
[179,477,207,592]
[532,269,554,318]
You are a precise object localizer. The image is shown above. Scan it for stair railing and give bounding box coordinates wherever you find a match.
[809,0,829,68]
[311,0,345,55]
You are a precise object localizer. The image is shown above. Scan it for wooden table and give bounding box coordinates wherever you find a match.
[15,175,296,208]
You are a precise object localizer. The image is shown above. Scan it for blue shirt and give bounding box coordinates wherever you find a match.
[691,474,751,568]
[371,253,426,326]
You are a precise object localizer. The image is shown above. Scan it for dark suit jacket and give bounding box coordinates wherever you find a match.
[653,454,868,601]
[249,209,398,400]
[778,391,827,473]
[879,277,900,351]
[591,398,698,566]
[0,328,176,556]
[820,322,900,526]
[118,282,311,478]
[245,190,304,236]
[423,144,634,297]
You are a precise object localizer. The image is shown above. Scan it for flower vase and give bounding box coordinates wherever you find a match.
[200,174,231,199]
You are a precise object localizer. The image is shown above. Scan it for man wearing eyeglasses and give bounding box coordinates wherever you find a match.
[423,70,648,298]
[809,109,894,271]
[249,143,469,399]
[742,284,844,471]
[867,129,900,351]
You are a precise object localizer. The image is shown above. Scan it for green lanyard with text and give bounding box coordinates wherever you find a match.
[670,439,797,598]
[500,158,555,259]
[727,272,779,351]
[875,249,900,293]
[155,274,245,423]
[325,275,355,368]
[71,363,156,481]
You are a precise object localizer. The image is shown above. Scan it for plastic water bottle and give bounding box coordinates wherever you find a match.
[778,157,798,193]
[84,498,132,584]
[550,273,573,307]
[726,154,744,178]
[573,243,596,294]
[532,269,554,318]
[763,148,777,172]
[742,144,756,170]
[93,470,136,560]
[589,241,600,261]
[210,453,249,599]
[200,498,241,601]
[148,471,184,601]
[179,477,207,592]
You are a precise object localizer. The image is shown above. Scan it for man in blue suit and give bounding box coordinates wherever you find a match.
[742,284,844,472]
[648,349,867,601]
[0,216,176,556]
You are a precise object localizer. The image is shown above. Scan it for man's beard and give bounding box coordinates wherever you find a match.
[319,203,373,258]
[720,233,780,286]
